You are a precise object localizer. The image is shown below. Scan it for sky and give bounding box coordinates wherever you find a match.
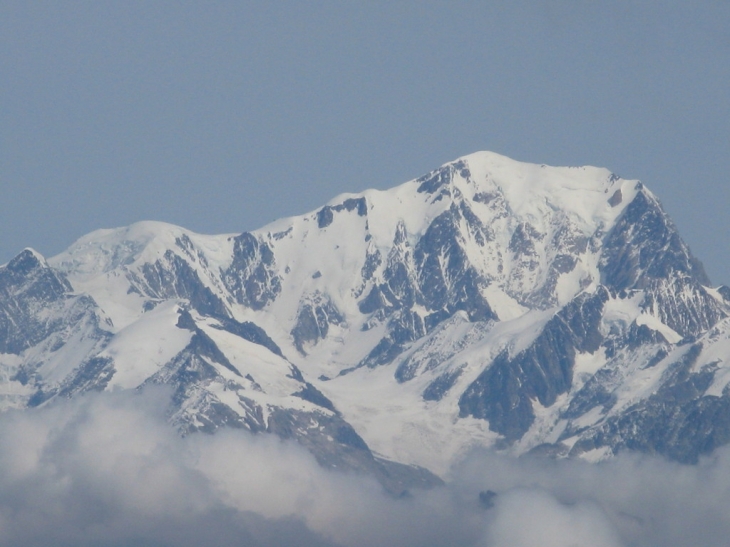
[2,2,729,285]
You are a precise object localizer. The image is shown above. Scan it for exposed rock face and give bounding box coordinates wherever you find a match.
[459,289,609,441]
[0,249,111,408]
[0,249,92,354]
[1,150,729,482]
[566,342,730,463]
[224,232,282,310]
[600,188,723,337]
[136,250,230,318]
[292,292,346,354]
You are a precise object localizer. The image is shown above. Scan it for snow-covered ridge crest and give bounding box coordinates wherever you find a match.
[48,221,238,331]
[50,220,237,279]
[257,150,638,249]
[243,151,642,344]
[457,150,636,223]
[48,152,640,324]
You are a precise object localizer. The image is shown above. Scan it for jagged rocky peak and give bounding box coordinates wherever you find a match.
[1,248,71,299]
[598,187,724,337]
[0,246,111,412]
[4,247,47,270]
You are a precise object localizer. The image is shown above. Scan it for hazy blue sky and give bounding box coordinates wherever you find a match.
[2,2,729,284]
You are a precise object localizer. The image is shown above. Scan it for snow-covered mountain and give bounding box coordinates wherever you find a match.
[2,151,729,486]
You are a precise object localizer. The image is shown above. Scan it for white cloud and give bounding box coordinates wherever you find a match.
[484,488,622,547]
[0,388,729,546]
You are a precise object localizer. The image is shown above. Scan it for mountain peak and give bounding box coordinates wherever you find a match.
[5,248,47,272]
[1,150,728,481]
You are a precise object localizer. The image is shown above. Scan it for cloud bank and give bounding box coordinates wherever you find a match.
[0,389,728,547]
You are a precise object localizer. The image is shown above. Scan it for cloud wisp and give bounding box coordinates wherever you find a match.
[0,388,728,547]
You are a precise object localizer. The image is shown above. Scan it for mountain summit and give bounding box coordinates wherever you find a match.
[2,151,729,485]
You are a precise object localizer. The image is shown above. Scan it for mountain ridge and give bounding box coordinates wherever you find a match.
[2,150,729,485]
